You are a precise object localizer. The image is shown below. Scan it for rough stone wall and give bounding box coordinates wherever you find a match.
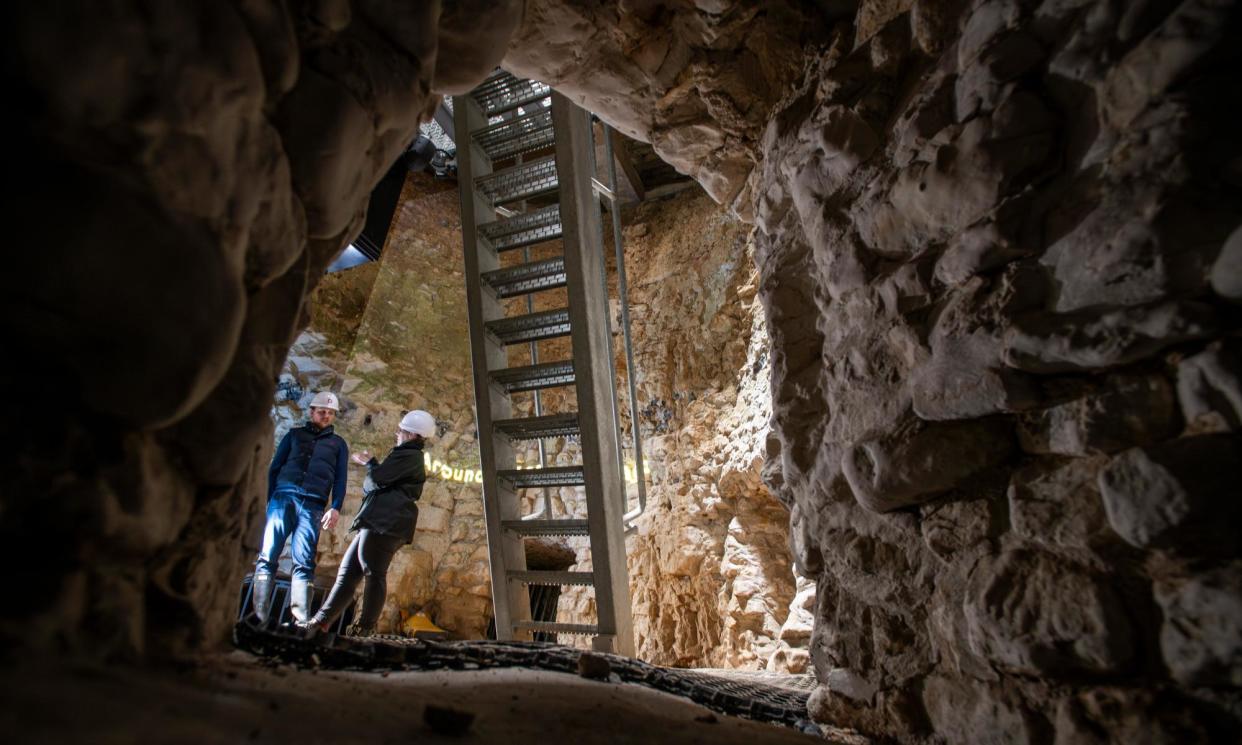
[748,0,1242,741]
[550,191,814,670]
[0,0,519,659]
[502,1,832,209]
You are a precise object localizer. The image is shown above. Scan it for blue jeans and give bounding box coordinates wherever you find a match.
[255,488,325,584]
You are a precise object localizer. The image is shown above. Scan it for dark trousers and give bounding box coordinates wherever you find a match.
[313,529,404,630]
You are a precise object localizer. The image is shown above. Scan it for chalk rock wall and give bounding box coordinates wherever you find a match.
[748,0,1242,741]
[549,191,812,670]
[280,181,807,669]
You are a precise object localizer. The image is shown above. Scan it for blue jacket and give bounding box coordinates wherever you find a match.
[268,423,349,510]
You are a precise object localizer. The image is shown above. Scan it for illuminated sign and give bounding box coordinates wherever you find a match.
[423,453,484,484]
[422,452,650,485]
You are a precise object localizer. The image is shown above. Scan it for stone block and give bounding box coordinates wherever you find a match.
[965,549,1134,675]
[923,676,1042,745]
[842,417,1014,512]
[418,504,451,534]
[1008,457,1110,551]
[1177,340,1242,432]
[1097,435,1242,554]
[1154,563,1242,687]
[1017,375,1177,456]
[1003,300,1216,373]
[1054,688,1213,745]
[921,496,993,563]
[1211,224,1242,302]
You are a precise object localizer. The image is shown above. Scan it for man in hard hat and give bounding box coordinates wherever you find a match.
[249,391,350,627]
[301,409,434,637]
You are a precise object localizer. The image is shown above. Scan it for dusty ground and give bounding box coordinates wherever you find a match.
[1,652,831,744]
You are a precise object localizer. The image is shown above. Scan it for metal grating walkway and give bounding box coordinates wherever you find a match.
[233,625,827,736]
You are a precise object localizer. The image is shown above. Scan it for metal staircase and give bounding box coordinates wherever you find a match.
[453,70,634,655]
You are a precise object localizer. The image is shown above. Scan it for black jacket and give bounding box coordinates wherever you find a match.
[269,424,349,508]
[352,439,426,543]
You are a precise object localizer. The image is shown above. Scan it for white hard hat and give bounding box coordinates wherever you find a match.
[309,391,340,411]
[399,409,436,438]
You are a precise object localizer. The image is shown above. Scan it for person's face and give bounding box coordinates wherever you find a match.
[310,407,336,428]
[396,429,413,446]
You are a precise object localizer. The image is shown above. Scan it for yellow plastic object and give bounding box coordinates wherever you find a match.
[402,611,449,639]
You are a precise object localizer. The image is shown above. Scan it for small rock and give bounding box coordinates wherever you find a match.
[965,549,1134,675]
[1211,224,1242,302]
[1177,340,1242,432]
[1017,374,1177,455]
[842,417,1013,512]
[423,704,475,736]
[1003,300,1216,373]
[825,667,877,703]
[923,676,1041,745]
[1008,457,1110,551]
[1154,563,1242,687]
[1097,435,1242,554]
[577,651,612,680]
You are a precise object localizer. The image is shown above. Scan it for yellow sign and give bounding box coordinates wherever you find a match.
[423,453,484,484]
[421,453,650,486]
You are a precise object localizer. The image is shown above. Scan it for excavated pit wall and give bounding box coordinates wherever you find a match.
[748,1,1242,741]
[281,181,812,671]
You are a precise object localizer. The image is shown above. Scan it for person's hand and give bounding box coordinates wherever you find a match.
[350,451,372,466]
[321,508,340,530]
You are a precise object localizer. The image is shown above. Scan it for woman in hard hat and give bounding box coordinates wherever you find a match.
[301,409,435,637]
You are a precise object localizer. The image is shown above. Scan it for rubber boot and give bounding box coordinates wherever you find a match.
[289,577,314,625]
[250,574,274,626]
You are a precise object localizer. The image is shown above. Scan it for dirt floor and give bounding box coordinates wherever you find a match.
[1,652,833,744]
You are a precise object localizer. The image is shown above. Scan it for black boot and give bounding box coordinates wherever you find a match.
[249,574,274,627]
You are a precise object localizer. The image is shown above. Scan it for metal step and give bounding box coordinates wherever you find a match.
[475,156,559,206]
[472,107,554,162]
[513,620,599,636]
[485,308,570,345]
[478,204,563,253]
[472,71,551,118]
[501,518,590,536]
[508,570,595,587]
[489,360,575,393]
[482,257,566,298]
[494,413,580,441]
[497,465,585,489]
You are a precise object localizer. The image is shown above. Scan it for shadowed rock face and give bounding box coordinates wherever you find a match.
[0,0,519,658]
[745,0,1242,741]
[2,0,1241,742]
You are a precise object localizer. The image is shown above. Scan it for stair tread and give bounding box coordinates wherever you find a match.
[475,155,559,206]
[489,360,575,394]
[478,204,563,253]
[501,518,590,536]
[497,465,585,488]
[493,413,579,440]
[471,107,554,161]
[481,257,567,298]
[471,72,551,117]
[508,570,595,586]
[512,620,599,635]
[485,308,571,345]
